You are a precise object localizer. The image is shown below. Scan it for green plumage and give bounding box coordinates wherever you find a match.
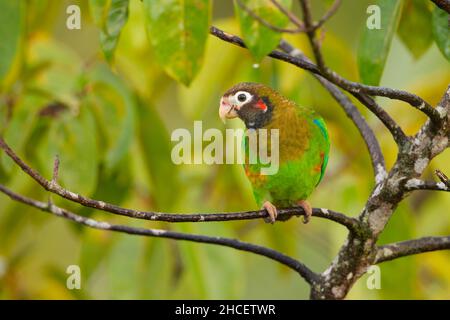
[241,83,330,208]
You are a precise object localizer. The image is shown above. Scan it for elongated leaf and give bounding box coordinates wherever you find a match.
[357,0,404,86]
[234,0,292,61]
[143,0,211,86]
[432,7,450,61]
[397,0,432,59]
[90,0,129,62]
[0,0,24,88]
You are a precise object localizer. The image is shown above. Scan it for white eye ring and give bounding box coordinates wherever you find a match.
[234,91,252,105]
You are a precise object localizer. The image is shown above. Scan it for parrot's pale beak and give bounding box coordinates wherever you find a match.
[219,96,238,123]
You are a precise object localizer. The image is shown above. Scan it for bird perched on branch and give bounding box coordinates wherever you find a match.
[219,82,330,223]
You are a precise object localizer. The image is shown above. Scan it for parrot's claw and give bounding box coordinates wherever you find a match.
[298,200,312,224]
[262,201,278,224]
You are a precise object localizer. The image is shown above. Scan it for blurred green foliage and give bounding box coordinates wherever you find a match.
[0,0,449,299]
[234,0,292,61]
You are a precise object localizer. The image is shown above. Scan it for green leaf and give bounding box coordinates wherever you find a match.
[0,0,24,88]
[143,0,211,86]
[432,7,450,61]
[87,64,135,172]
[27,37,82,106]
[137,98,179,210]
[37,106,99,195]
[234,0,292,61]
[90,0,129,62]
[397,0,433,59]
[357,0,404,86]
[1,95,45,174]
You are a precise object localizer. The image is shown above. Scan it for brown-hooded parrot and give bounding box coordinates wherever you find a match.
[219,82,330,223]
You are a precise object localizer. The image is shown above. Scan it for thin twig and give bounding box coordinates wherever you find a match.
[404,179,450,192]
[435,169,450,188]
[269,0,305,30]
[375,236,450,263]
[0,183,319,285]
[52,155,60,185]
[314,0,341,30]
[0,137,359,232]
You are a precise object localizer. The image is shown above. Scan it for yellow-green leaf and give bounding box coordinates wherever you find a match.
[143,0,211,86]
[38,106,99,195]
[90,0,129,62]
[397,0,433,59]
[234,0,292,62]
[357,0,404,86]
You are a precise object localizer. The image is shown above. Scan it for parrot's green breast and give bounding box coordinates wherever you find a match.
[244,92,330,208]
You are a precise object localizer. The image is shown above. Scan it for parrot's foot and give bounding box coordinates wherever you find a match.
[298,200,312,224]
[262,201,278,224]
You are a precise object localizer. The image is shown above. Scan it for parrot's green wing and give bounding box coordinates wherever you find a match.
[313,117,329,185]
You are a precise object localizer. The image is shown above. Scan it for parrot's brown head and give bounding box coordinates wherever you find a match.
[219,82,274,129]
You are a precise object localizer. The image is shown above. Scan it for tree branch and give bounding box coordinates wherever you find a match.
[278,40,386,182]
[299,0,326,69]
[351,92,408,145]
[210,26,320,73]
[430,0,450,14]
[297,0,409,145]
[375,236,450,263]
[0,183,319,285]
[404,179,450,192]
[323,70,442,124]
[0,137,359,232]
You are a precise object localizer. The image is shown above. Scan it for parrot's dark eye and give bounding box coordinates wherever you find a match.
[237,94,247,102]
[235,91,251,104]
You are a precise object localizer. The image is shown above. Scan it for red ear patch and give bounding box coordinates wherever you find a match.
[256,99,267,112]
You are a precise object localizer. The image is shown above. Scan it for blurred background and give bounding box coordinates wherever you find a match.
[0,0,449,299]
